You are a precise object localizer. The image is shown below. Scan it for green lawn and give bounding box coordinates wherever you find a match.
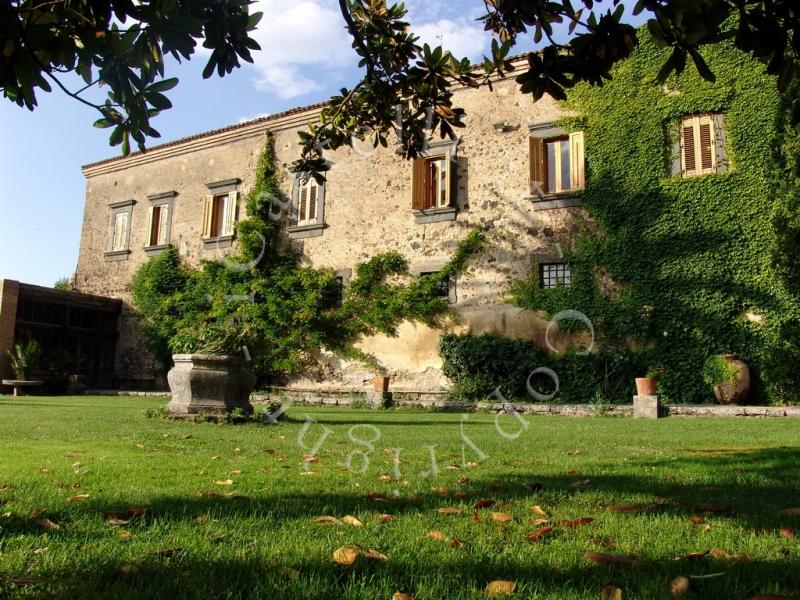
[0,396,798,599]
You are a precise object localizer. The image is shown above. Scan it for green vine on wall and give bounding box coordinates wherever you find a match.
[131,133,485,384]
[510,32,799,405]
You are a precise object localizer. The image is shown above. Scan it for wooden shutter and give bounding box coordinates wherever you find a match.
[145,207,155,247]
[681,119,697,176]
[569,131,585,189]
[157,205,169,245]
[298,180,308,223]
[411,158,428,210]
[111,213,123,250]
[529,137,545,194]
[712,114,728,173]
[309,181,318,221]
[698,115,715,174]
[202,195,213,238]
[223,191,237,236]
[119,212,129,250]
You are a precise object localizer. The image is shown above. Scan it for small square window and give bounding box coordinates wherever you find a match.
[324,276,344,308]
[420,271,450,297]
[539,263,571,289]
[678,114,726,177]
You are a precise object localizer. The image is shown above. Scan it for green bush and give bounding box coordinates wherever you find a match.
[702,355,738,387]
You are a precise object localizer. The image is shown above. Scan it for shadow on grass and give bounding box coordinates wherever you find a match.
[2,447,799,598]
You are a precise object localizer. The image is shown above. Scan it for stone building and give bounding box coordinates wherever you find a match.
[73,60,729,394]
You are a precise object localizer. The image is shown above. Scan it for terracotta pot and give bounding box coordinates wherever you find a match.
[635,377,657,396]
[372,375,390,393]
[167,354,255,415]
[712,354,750,405]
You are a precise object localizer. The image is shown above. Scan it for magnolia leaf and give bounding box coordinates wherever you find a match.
[525,527,554,542]
[601,586,623,600]
[486,580,516,596]
[314,515,340,525]
[473,499,496,510]
[392,593,416,600]
[436,507,461,515]
[670,576,690,597]
[491,512,514,523]
[341,515,363,527]
[332,546,360,566]
[35,518,59,529]
[427,530,448,542]
[531,505,547,516]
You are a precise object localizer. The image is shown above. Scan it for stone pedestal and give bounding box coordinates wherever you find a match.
[633,394,660,419]
[167,354,255,416]
[366,391,391,409]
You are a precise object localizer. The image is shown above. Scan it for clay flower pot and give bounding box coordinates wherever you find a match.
[712,354,750,405]
[372,375,390,393]
[635,377,657,396]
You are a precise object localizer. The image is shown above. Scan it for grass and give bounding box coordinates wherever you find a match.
[0,396,798,599]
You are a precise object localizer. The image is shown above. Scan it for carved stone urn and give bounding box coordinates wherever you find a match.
[167,354,255,416]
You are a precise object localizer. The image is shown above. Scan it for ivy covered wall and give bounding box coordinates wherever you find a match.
[511,34,799,405]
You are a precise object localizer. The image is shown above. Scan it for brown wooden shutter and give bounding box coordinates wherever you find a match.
[309,182,318,221]
[699,119,714,173]
[146,206,156,247]
[299,181,308,222]
[682,123,696,175]
[411,158,428,210]
[529,137,545,194]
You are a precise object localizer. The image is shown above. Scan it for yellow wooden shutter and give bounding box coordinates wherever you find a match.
[145,207,155,247]
[298,180,308,223]
[119,212,129,250]
[681,118,697,176]
[202,195,213,238]
[569,131,585,189]
[411,158,428,210]
[111,213,123,250]
[529,137,545,194]
[223,191,237,236]
[158,205,169,245]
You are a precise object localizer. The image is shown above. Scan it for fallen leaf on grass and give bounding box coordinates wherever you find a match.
[214,479,233,486]
[486,580,516,596]
[366,493,391,503]
[473,499,496,510]
[523,482,543,493]
[457,476,470,486]
[778,528,795,539]
[491,512,513,523]
[341,515,363,527]
[532,518,550,525]
[333,546,360,566]
[437,507,462,515]
[427,530,449,542]
[379,514,394,522]
[38,468,50,474]
[431,486,449,495]
[688,517,705,525]
[119,530,133,540]
[452,492,468,500]
[558,517,594,528]
[592,539,617,549]
[155,548,182,558]
[392,593,416,600]
[118,564,139,575]
[32,547,48,554]
[607,505,644,514]
[570,479,591,489]
[106,517,130,526]
[669,576,690,597]
[709,547,754,562]
[531,505,547,516]
[314,515,340,525]
[451,537,464,548]
[600,586,622,600]
[525,527,554,542]
[684,550,709,560]
[585,552,636,566]
[366,549,388,561]
[11,577,41,586]
[276,565,300,579]
[35,518,59,530]
[69,494,90,503]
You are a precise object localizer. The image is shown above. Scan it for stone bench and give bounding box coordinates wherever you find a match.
[1,380,44,397]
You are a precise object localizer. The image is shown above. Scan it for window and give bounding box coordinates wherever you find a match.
[105,199,135,260]
[145,191,175,253]
[530,131,585,194]
[420,271,450,297]
[111,212,129,251]
[412,155,455,211]
[202,191,238,240]
[679,114,727,177]
[324,276,345,308]
[539,263,571,289]
[294,177,322,226]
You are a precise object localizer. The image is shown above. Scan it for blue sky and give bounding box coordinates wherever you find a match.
[0,0,646,287]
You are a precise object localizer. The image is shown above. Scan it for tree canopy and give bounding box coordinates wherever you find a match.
[2,0,797,165]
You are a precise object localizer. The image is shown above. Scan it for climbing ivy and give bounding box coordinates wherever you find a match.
[511,32,799,405]
[131,134,484,384]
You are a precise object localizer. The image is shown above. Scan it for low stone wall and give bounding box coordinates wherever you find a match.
[85,388,800,417]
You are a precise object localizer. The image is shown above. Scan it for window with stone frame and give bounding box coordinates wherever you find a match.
[202,191,238,240]
[410,139,458,220]
[293,176,323,226]
[420,271,450,297]
[105,199,135,260]
[677,113,728,177]
[530,131,585,195]
[145,191,175,252]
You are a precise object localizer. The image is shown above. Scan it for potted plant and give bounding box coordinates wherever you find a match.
[702,353,750,405]
[166,321,256,416]
[635,366,660,396]
[3,340,45,396]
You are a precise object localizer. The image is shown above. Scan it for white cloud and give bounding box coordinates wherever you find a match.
[413,18,489,61]
[238,112,272,124]
[246,0,354,99]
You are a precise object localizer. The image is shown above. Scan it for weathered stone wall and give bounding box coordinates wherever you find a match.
[75,77,584,391]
